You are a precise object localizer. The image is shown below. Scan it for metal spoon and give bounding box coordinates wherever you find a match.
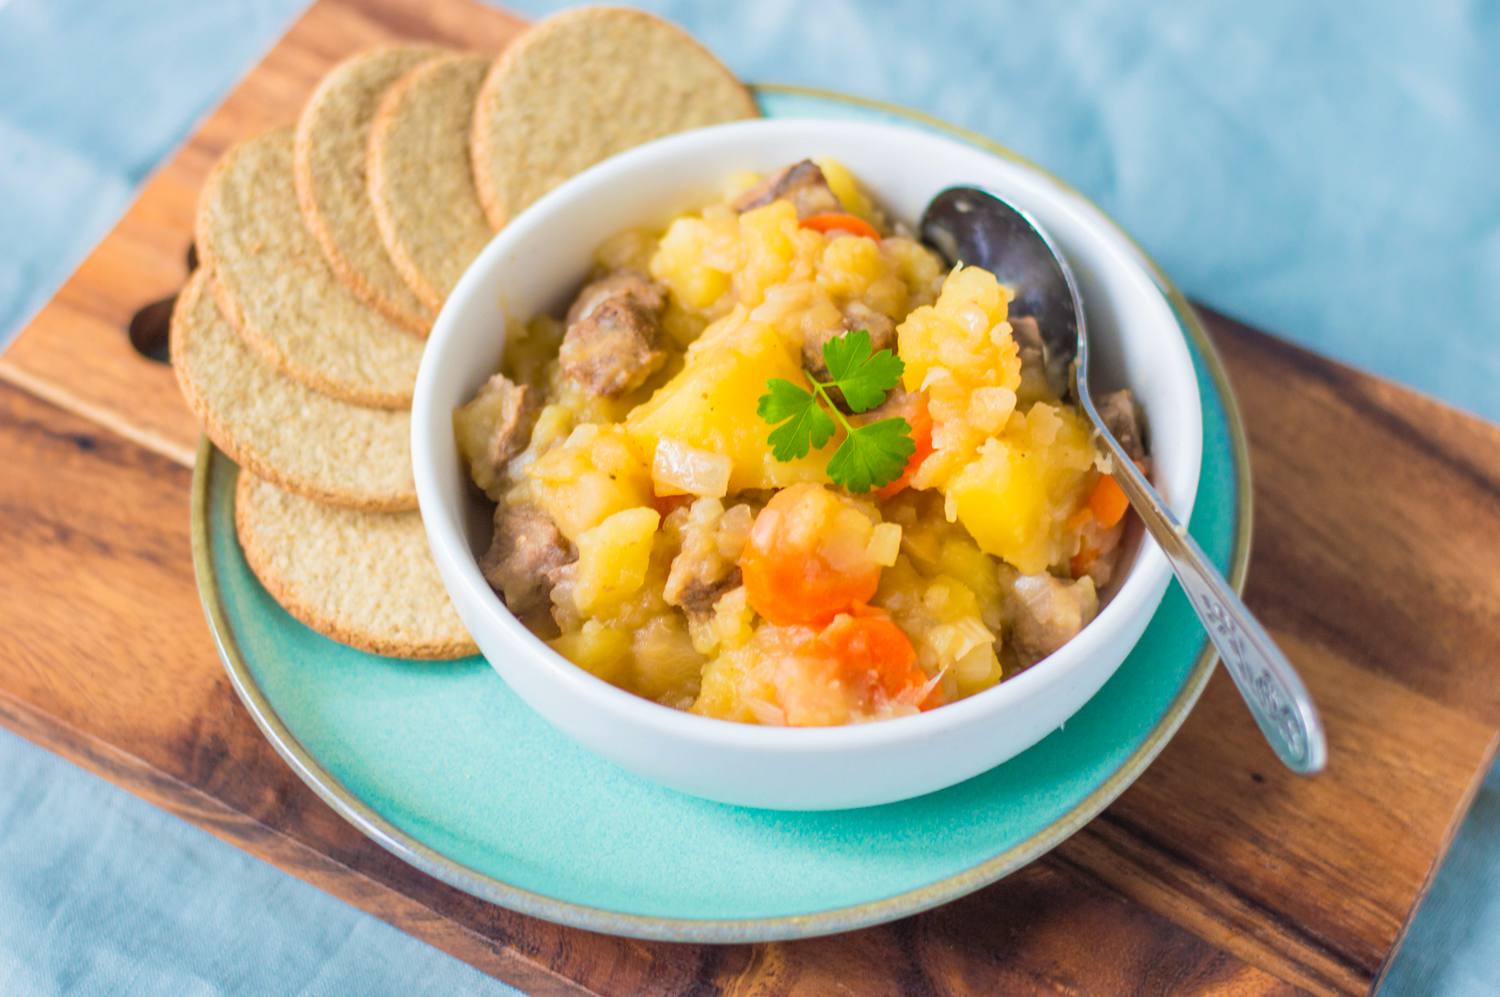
[921,186,1326,774]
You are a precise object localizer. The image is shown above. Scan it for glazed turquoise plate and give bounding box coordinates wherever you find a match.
[191,86,1250,942]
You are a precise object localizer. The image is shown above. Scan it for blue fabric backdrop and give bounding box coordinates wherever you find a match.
[1,0,1495,993]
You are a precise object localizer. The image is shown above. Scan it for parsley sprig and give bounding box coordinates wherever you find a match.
[756,329,915,493]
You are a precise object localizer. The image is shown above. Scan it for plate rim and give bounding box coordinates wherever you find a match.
[189,82,1254,943]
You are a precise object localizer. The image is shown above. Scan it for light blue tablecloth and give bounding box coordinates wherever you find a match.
[1,1,1495,992]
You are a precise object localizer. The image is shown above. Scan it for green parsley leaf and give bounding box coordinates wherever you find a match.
[758,331,916,491]
[757,377,816,423]
[827,417,916,493]
[758,378,835,461]
[821,329,905,414]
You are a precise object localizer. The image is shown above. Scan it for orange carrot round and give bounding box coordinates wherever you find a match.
[799,212,881,240]
[1087,474,1130,529]
[740,486,883,626]
[741,545,880,627]
[818,610,931,704]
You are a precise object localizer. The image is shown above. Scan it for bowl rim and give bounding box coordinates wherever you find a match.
[412,115,1201,752]
[193,84,1252,942]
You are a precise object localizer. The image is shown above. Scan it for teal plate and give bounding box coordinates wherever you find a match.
[191,86,1251,942]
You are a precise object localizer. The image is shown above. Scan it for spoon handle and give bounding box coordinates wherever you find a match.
[1101,434,1327,774]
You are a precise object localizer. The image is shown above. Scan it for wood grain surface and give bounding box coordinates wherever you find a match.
[2,1,1498,993]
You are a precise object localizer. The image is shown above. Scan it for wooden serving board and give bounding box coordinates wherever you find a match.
[2,1,1497,993]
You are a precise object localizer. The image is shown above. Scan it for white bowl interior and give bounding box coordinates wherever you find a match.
[411,118,1202,775]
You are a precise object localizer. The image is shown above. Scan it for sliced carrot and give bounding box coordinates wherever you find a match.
[817,610,928,702]
[1087,474,1130,529]
[741,545,880,626]
[799,212,881,240]
[873,392,934,500]
[740,489,882,626]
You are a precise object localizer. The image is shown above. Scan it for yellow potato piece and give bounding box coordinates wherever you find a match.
[626,318,828,492]
[528,424,652,542]
[649,203,739,313]
[629,615,705,707]
[550,620,632,685]
[947,404,1095,574]
[573,507,661,615]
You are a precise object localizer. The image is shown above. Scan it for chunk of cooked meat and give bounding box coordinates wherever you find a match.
[802,302,896,411]
[733,159,842,218]
[476,374,535,487]
[1011,315,1067,402]
[1008,573,1099,665]
[559,296,667,397]
[664,499,752,617]
[565,269,666,326]
[1096,389,1146,462]
[669,568,742,617]
[479,503,575,616]
[454,373,538,499]
[484,377,533,462]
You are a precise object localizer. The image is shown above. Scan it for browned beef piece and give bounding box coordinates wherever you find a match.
[733,160,842,218]
[663,499,751,618]
[803,302,896,411]
[470,374,535,490]
[565,269,666,326]
[479,503,575,616]
[1096,389,1146,462]
[559,271,669,397]
[667,566,743,616]
[1008,573,1099,665]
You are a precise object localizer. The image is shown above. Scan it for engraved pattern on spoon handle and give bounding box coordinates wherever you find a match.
[1101,435,1327,774]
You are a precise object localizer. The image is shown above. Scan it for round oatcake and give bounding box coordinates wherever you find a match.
[235,470,477,660]
[470,6,758,229]
[197,127,425,408]
[295,45,447,334]
[170,270,417,511]
[369,53,496,312]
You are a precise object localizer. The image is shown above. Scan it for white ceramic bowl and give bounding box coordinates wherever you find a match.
[412,119,1202,811]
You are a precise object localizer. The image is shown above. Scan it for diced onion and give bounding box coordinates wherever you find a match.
[928,617,995,662]
[953,643,998,685]
[716,504,754,558]
[652,437,731,498]
[823,508,876,573]
[867,522,903,567]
